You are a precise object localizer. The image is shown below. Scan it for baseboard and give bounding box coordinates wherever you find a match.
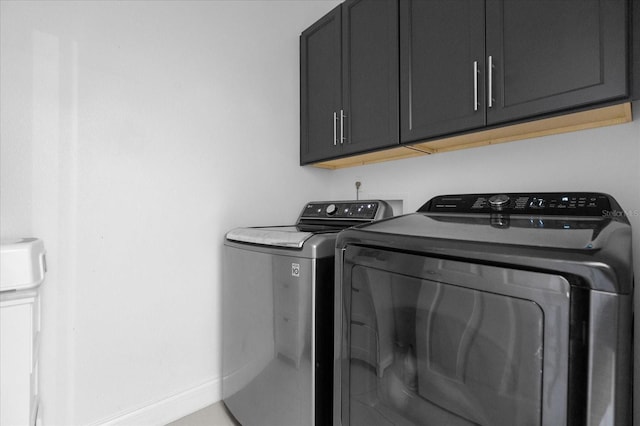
[90,378,221,426]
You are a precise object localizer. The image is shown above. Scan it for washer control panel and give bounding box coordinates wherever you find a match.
[420,193,613,216]
[301,201,386,220]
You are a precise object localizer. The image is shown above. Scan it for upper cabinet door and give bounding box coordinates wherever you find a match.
[485,0,628,125]
[400,0,486,143]
[300,6,342,165]
[341,0,399,155]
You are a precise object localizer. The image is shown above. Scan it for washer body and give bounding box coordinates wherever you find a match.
[222,200,392,426]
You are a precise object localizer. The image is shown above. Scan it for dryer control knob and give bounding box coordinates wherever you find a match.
[326,204,337,216]
[488,194,510,210]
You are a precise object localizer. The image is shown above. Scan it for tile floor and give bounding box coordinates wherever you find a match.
[167,402,239,426]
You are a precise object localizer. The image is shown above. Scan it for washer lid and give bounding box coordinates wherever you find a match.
[226,226,314,248]
[0,238,46,292]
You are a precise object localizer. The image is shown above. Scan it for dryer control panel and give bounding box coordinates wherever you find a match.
[420,193,614,216]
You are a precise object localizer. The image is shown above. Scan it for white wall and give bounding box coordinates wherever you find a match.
[326,107,640,421]
[0,1,339,425]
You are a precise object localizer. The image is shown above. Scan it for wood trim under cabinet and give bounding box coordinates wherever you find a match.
[308,102,632,169]
[310,145,426,169]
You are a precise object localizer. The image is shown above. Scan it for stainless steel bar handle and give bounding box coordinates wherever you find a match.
[473,61,478,112]
[488,55,494,108]
[340,109,346,144]
[335,111,340,146]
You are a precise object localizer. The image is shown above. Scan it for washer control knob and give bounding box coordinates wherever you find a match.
[326,204,337,216]
[488,194,510,210]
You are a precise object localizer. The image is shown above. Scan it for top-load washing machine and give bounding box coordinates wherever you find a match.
[222,200,393,426]
[335,192,633,426]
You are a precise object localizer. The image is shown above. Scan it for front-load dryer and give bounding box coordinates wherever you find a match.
[335,192,633,426]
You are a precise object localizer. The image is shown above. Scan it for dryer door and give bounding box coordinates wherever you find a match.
[338,246,571,426]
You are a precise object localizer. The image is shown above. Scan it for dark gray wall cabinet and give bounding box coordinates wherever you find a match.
[400,0,629,144]
[300,6,342,164]
[302,0,631,166]
[400,0,487,143]
[300,0,399,165]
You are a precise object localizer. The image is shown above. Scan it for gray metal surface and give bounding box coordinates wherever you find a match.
[224,233,337,260]
[222,200,394,426]
[334,196,633,426]
[222,245,316,426]
[224,199,393,257]
[226,226,313,249]
[586,291,633,425]
[338,213,633,294]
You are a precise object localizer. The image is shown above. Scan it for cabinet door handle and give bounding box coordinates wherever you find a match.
[473,61,479,112]
[340,109,346,144]
[333,111,338,146]
[488,55,494,108]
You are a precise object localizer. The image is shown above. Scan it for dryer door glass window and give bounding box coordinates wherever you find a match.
[341,247,571,426]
